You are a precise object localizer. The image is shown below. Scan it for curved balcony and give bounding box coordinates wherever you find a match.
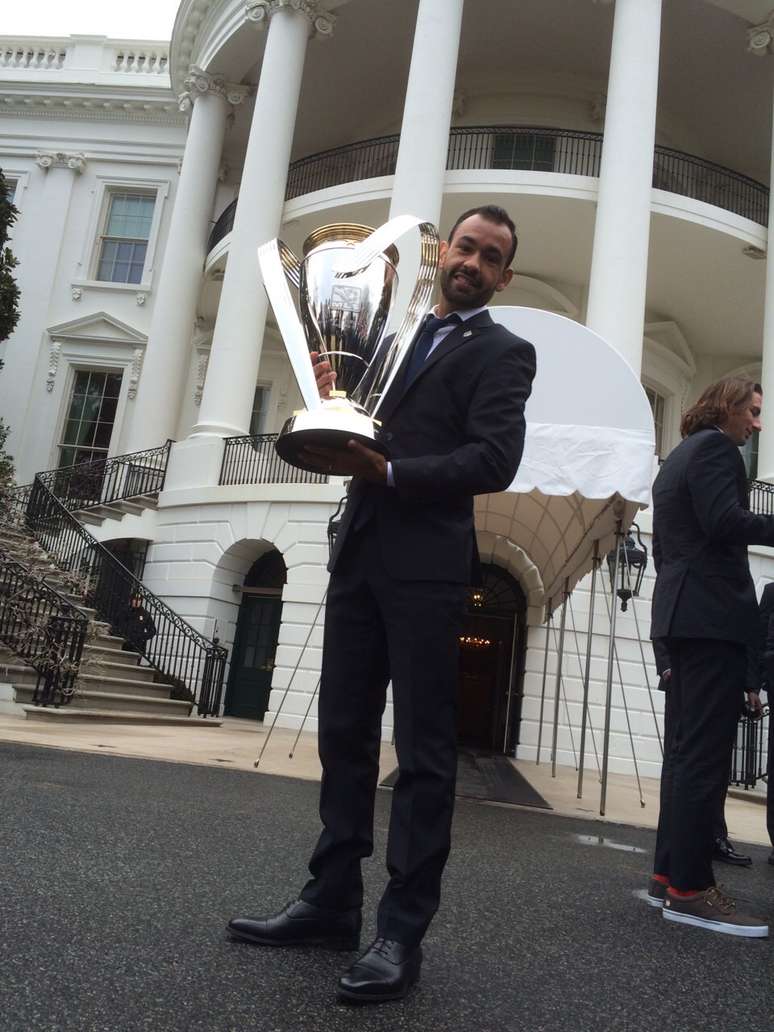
[207,126,769,255]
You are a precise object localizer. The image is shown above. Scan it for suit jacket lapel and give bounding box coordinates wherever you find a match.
[378,310,494,426]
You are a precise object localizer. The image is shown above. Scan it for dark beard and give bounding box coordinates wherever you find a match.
[439,266,491,310]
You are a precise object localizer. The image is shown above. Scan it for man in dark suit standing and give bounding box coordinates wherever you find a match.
[648,376,771,936]
[228,206,536,1001]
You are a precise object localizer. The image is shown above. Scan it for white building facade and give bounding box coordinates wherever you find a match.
[3,0,774,780]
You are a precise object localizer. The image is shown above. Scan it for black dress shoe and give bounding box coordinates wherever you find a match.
[713,837,753,867]
[337,937,422,1003]
[227,900,360,950]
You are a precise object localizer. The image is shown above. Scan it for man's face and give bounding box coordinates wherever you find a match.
[723,390,762,447]
[438,214,514,312]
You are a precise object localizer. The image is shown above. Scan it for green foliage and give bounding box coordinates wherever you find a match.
[0,168,20,345]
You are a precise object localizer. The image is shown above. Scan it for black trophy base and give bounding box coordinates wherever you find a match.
[275,425,389,475]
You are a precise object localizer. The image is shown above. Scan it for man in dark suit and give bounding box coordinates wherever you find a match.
[648,376,771,936]
[228,206,536,1001]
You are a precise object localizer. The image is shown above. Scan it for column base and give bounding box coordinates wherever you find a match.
[190,420,250,439]
[164,437,226,492]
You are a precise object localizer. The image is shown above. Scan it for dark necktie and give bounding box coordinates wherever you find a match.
[403,313,461,385]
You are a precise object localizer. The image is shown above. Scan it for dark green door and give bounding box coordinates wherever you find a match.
[225,594,282,720]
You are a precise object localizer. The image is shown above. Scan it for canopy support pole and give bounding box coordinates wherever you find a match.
[577,543,600,799]
[551,580,570,778]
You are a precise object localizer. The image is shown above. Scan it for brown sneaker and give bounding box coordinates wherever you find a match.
[646,877,668,909]
[663,886,768,938]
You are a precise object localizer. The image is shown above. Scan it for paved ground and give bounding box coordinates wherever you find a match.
[3,742,774,1032]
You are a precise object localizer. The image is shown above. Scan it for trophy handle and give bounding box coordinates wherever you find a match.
[333,215,439,416]
[257,237,321,412]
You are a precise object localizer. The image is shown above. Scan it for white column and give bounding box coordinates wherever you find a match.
[129,69,247,452]
[192,2,331,439]
[585,0,663,373]
[749,18,774,480]
[388,0,464,227]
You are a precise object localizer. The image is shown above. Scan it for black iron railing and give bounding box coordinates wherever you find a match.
[8,477,227,716]
[0,551,88,707]
[730,705,769,789]
[207,126,768,252]
[220,434,329,487]
[37,440,172,512]
[750,479,774,516]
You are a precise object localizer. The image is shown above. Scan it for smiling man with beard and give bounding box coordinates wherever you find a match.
[227,206,536,1003]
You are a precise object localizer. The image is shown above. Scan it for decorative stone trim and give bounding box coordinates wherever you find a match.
[136,292,148,306]
[194,350,210,406]
[178,66,250,113]
[128,348,144,400]
[71,287,82,302]
[748,15,774,57]
[35,151,87,173]
[245,0,336,38]
[45,342,61,392]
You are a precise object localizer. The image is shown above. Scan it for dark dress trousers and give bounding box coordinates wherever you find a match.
[300,310,536,945]
[651,427,774,890]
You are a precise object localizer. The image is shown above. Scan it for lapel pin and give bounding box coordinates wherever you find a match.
[463,330,473,338]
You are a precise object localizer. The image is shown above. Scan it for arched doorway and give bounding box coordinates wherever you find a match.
[224,550,286,720]
[456,563,527,754]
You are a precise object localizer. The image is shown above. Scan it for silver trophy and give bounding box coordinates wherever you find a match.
[258,215,439,472]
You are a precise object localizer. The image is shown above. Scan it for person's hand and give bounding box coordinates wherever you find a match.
[661,668,672,683]
[310,351,336,399]
[747,691,764,718]
[301,440,387,483]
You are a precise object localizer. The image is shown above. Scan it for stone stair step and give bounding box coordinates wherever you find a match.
[80,661,158,684]
[21,705,221,727]
[86,504,126,520]
[115,500,146,516]
[82,643,141,666]
[132,494,158,509]
[14,683,189,714]
[77,512,104,526]
[93,633,127,651]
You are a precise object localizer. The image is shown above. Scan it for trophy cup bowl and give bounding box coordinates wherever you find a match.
[258,216,439,474]
[276,224,398,470]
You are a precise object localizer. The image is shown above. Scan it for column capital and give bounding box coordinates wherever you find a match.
[35,151,86,174]
[178,66,251,113]
[245,0,336,39]
[748,13,774,57]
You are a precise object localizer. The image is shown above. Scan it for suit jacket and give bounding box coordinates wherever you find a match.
[328,309,537,583]
[759,582,774,692]
[650,427,774,645]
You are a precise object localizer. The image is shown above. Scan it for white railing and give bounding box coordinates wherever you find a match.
[112,48,169,74]
[0,43,68,70]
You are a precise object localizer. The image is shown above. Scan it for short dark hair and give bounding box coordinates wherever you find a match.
[447,205,518,268]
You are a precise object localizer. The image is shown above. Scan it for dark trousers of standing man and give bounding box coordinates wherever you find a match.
[654,637,746,891]
[299,521,468,947]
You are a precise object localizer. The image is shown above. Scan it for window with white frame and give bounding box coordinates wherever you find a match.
[96,191,156,285]
[250,384,272,436]
[644,385,666,459]
[3,176,17,204]
[58,369,123,467]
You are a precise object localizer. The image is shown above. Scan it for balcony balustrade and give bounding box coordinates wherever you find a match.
[219,434,329,487]
[207,126,768,254]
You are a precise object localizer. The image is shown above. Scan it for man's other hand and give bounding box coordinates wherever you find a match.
[311,351,336,399]
[301,440,387,483]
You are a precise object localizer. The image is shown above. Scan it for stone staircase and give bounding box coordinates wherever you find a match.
[0,522,221,727]
[73,492,158,528]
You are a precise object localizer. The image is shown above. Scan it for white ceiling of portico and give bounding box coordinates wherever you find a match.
[212,0,774,186]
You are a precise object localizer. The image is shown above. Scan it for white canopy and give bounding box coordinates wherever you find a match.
[475,307,655,611]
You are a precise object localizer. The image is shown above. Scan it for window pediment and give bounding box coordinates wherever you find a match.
[47,311,147,347]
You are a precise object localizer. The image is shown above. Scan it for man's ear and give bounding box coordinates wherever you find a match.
[438,239,449,266]
[495,268,514,293]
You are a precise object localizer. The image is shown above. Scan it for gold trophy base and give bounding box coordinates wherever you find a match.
[275,396,388,474]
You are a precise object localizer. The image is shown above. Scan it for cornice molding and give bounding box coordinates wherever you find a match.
[245,0,336,38]
[748,14,774,57]
[178,65,251,112]
[1,89,185,125]
[35,150,87,173]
